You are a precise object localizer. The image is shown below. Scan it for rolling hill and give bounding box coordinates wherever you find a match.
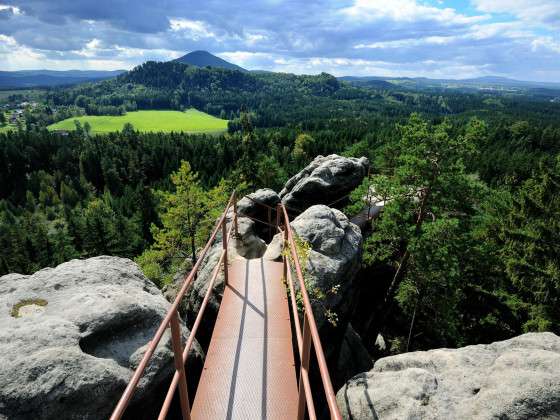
[173,50,246,72]
[339,75,560,92]
[0,70,126,89]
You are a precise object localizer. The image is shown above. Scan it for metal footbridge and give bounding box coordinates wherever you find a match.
[109,193,342,420]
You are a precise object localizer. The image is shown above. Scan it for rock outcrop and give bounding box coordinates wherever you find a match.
[266,204,364,386]
[236,188,280,222]
[280,154,369,212]
[266,205,362,330]
[337,332,560,420]
[0,256,203,420]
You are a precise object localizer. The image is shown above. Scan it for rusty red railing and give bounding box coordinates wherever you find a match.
[109,191,342,420]
[277,203,342,420]
[110,191,236,420]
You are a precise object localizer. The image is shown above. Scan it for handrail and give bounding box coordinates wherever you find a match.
[157,222,234,419]
[109,191,237,420]
[110,191,342,420]
[278,203,343,420]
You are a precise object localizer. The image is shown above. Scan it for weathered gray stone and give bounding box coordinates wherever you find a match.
[266,205,362,330]
[236,188,280,222]
[280,154,369,212]
[0,256,203,420]
[337,332,560,420]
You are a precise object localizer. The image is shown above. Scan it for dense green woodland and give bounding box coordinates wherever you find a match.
[1,61,559,353]
[22,60,560,129]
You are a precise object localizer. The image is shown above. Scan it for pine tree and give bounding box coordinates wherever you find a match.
[362,114,483,347]
[82,199,115,256]
[137,161,229,286]
[498,156,560,331]
[292,133,315,164]
[51,221,79,265]
[237,111,258,187]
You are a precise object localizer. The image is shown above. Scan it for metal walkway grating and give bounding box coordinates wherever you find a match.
[191,258,299,420]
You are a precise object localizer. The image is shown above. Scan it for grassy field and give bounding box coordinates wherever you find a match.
[48,109,228,134]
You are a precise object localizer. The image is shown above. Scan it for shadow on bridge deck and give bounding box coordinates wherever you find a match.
[191,258,298,419]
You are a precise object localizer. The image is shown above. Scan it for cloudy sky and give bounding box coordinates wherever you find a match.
[0,0,559,81]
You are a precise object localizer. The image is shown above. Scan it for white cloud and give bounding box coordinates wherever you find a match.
[218,51,496,79]
[114,45,179,60]
[468,21,530,40]
[531,36,560,54]
[0,34,17,47]
[472,0,560,27]
[217,51,273,67]
[0,4,21,14]
[0,34,174,70]
[355,35,457,49]
[354,20,534,50]
[342,0,488,25]
[74,38,103,57]
[244,32,267,45]
[0,34,45,69]
[169,18,216,40]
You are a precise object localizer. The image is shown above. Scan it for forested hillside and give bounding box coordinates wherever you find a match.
[41,60,560,129]
[1,60,559,352]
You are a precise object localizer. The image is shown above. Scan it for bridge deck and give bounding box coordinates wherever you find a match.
[191,258,298,420]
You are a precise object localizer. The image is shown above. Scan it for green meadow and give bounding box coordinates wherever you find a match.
[47,109,228,134]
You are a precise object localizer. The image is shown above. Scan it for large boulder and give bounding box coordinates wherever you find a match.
[265,205,364,387]
[280,154,369,212]
[337,332,560,420]
[236,188,280,222]
[235,188,281,242]
[0,256,203,420]
[265,205,362,330]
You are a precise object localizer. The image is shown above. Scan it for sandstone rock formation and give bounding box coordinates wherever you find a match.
[0,256,203,420]
[236,188,280,223]
[280,154,369,212]
[337,332,560,420]
[266,204,362,330]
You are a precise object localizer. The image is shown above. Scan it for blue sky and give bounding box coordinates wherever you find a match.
[0,0,559,81]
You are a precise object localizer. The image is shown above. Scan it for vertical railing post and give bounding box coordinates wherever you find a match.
[267,206,272,240]
[233,192,239,238]
[222,219,228,286]
[366,166,372,219]
[170,311,191,420]
[297,316,312,420]
[280,204,287,282]
[276,203,281,229]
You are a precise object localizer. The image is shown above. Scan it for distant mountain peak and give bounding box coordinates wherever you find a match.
[173,50,246,72]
